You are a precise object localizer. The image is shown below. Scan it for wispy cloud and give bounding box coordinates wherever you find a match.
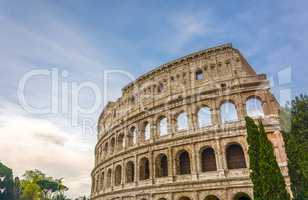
[161,12,219,53]
[0,100,93,197]
[0,0,307,198]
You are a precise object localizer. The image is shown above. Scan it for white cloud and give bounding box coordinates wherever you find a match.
[0,101,93,198]
[162,13,216,53]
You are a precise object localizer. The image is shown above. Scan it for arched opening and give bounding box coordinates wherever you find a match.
[107,169,112,188]
[220,101,238,123]
[110,138,115,154]
[130,95,135,104]
[95,174,99,192]
[144,122,151,141]
[226,144,247,169]
[179,196,192,200]
[103,142,108,158]
[128,126,137,146]
[177,112,189,131]
[201,147,217,172]
[114,165,122,186]
[233,192,251,200]
[139,157,150,180]
[155,153,168,177]
[246,97,264,118]
[117,133,124,151]
[205,195,220,200]
[158,82,164,93]
[100,171,104,190]
[159,117,168,136]
[176,150,191,175]
[125,161,135,183]
[198,106,212,127]
[195,69,204,80]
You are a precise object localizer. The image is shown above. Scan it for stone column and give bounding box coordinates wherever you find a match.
[216,139,226,177]
[191,143,198,180]
[169,147,174,181]
[111,163,114,191]
[121,159,125,188]
[150,150,155,184]
[134,154,138,186]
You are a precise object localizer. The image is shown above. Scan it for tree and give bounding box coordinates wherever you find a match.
[245,117,262,200]
[20,180,42,200]
[20,169,69,200]
[258,120,290,199]
[281,95,308,200]
[245,117,290,200]
[14,177,21,200]
[52,192,71,200]
[0,162,14,200]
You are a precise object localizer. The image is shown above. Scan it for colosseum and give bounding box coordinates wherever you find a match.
[91,43,290,200]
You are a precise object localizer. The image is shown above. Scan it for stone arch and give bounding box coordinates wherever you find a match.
[204,195,220,200]
[158,116,168,136]
[106,168,112,188]
[100,171,104,190]
[176,150,191,175]
[110,137,115,154]
[233,192,251,200]
[195,68,204,80]
[155,153,168,177]
[114,165,122,186]
[179,196,192,200]
[95,174,99,192]
[246,96,264,118]
[127,126,137,146]
[103,142,108,157]
[125,161,135,183]
[226,143,247,169]
[220,100,238,123]
[200,147,217,172]
[143,121,151,141]
[139,157,150,180]
[157,82,164,93]
[197,106,212,127]
[176,111,189,131]
[117,133,124,151]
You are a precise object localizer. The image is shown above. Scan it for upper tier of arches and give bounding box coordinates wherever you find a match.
[96,96,267,163]
[97,44,264,137]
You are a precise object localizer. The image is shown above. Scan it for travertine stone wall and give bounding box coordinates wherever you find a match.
[91,44,290,200]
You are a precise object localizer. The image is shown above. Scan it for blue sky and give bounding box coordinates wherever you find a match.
[0,0,307,198]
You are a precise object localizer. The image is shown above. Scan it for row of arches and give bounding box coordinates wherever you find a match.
[156,193,251,200]
[97,97,263,161]
[94,143,246,191]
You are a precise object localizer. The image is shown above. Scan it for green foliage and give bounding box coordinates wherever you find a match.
[0,162,14,200]
[19,169,69,200]
[258,120,290,200]
[14,177,22,200]
[245,117,290,200]
[281,95,308,200]
[20,180,42,200]
[52,192,71,200]
[245,117,262,200]
[23,170,46,182]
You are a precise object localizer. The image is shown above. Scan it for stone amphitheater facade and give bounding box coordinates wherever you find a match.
[91,44,290,200]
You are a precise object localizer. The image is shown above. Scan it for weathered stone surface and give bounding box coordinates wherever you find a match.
[91,44,290,200]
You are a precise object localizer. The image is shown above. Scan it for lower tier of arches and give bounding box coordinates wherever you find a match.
[91,179,254,200]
